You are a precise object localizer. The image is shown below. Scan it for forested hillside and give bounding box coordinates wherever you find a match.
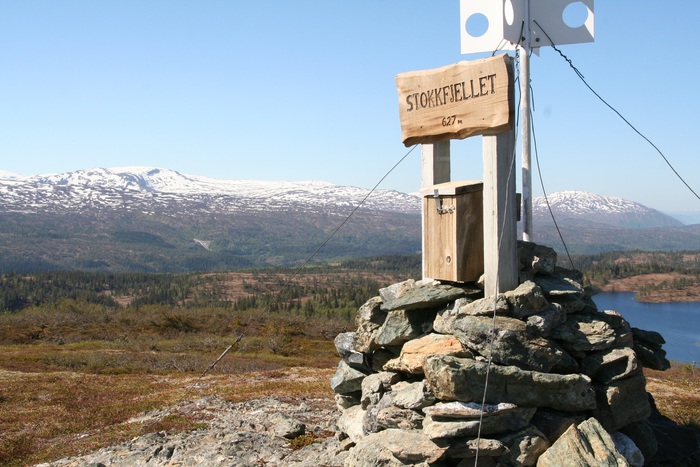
[567,250,700,301]
[0,254,422,315]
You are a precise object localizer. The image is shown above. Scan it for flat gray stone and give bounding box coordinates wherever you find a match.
[392,380,436,410]
[422,401,518,419]
[550,313,617,352]
[423,406,536,439]
[459,294,510,317]
[374,308,437,347]
[534,273,584,298]
[424,355,596,412]
[434,437,507,459]
[453,314,576,373]
[330,360,366,395]
[345,429,446,465]
[380,280,469,312]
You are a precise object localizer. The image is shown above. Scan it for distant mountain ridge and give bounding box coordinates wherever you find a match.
[0,167,420,215]
[1,168,699,272]
[531,191,700,255]
[0,167,422,272]
[532,190,684,229]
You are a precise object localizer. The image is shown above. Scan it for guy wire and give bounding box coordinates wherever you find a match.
[193,144,419,383]
[77,144,418,442]
[530,105,576,269]
[474,48,522,464]
[532,19,700,203]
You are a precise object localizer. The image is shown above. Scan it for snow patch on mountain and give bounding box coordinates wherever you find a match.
[533,190,683,229]
[533,191,647,215]
[0,167,421,215]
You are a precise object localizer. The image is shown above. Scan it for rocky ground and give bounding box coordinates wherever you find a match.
[37,395,348,467]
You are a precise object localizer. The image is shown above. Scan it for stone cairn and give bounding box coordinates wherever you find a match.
[330,241,699,466]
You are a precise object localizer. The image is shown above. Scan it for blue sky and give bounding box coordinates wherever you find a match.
[1,1,699,218]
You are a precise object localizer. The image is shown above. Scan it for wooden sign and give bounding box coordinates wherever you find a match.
[396,54,514,147]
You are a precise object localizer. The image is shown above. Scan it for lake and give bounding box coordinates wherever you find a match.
[593,292,700,364]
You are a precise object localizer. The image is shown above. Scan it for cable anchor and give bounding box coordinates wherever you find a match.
[434,189,454,215]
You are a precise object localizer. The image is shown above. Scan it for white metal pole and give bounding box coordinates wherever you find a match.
[520,0,533,242]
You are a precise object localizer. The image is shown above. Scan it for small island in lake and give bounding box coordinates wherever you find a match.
[578,251,700,303]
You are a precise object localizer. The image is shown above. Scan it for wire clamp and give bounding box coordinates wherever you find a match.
[434,189,454,215]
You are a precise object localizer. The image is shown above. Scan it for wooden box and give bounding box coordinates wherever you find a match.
[421,181,484,282]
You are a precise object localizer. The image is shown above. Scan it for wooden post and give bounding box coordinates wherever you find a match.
[421,141,450,279]
[482,130,518,296]
[520,22,533,242]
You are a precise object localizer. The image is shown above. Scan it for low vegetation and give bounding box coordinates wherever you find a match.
[566,250,700,302]
[0,253,698,464]
[0,257,419,465]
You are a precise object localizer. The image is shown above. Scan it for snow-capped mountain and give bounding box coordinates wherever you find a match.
[532,191,683,229]
[0,167,422,272]
[0,167,421,216]
[2,171,698,272]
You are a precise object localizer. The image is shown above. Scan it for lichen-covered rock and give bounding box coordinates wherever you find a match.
[601,309,635,348]
[269,413,305,439]
[632,327,671,370]
[433,297,472,334]
[610,432,644,467]
[422,401,518,419]
[580,347,641,384]
[337,404,366,443]
[330,360,366,395]
[392,380,436,410]
[379,279,469,312]
[453,314,576,373]
[593,374,651,431]
[526,303,567,337]
[536,418,629,467]
[424,356,596,412]
[458,294,510,316]
[334,331,368,371]
[498,425,550,466]
[633,342,671,371]
[344,429,447,466]
[619,419,657,462]
[533,270,584,299]
[363,391,396,434]
[354,296,386,353]
[374,308,437,347]
[550,295,587,313]
[330,250,687,466]
[376,406,424,431]
[530,408,588,443]
[550,313,618,352]
[370,348,398,373]
[335,393,360,410]
[361,371,401,408]
[505,280,549,318]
